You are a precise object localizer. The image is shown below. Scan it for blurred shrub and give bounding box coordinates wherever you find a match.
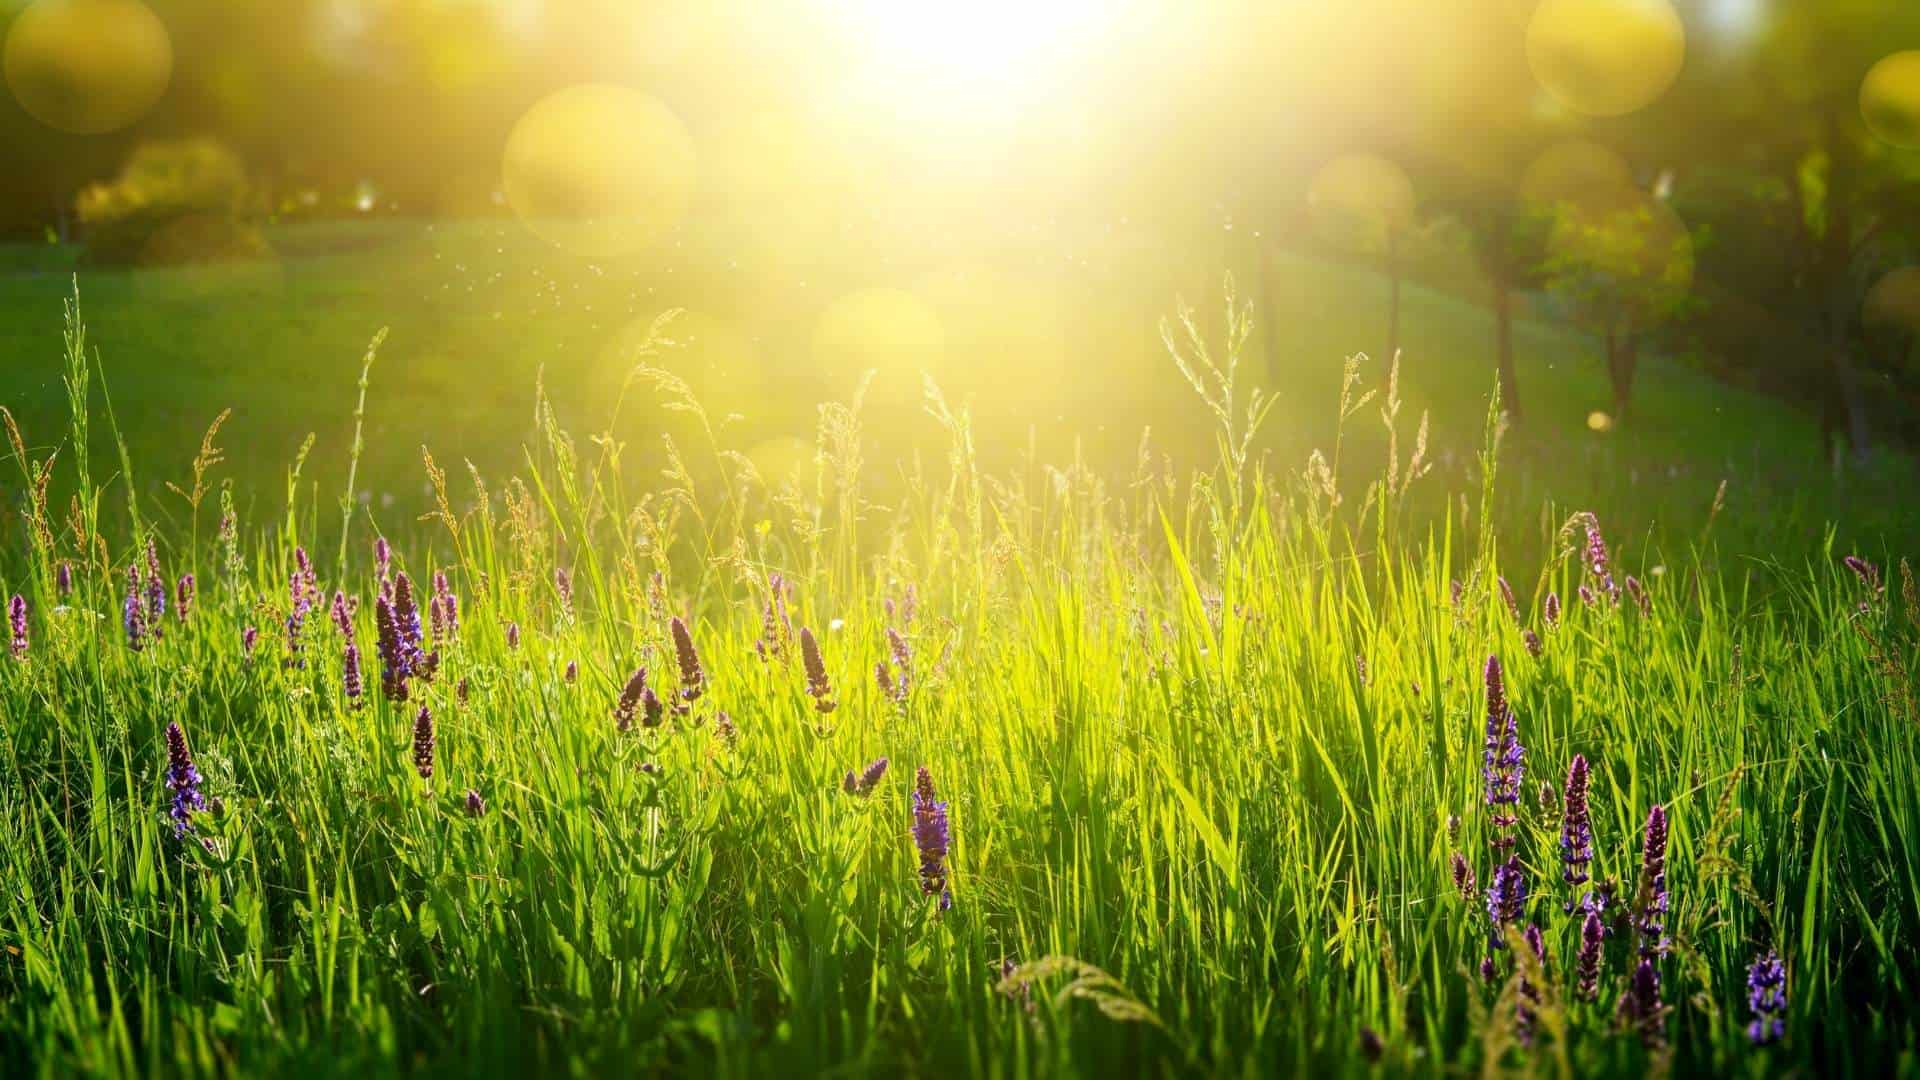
[75,138,270,266]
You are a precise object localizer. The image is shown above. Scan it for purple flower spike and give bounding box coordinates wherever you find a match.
[911,766,952,909]
[1516,923,1546,1046]
[8,594,26,659]
[175,574,195,623]
[55,561,72,598]
[614,667,649,732]
[343,643,365,708]
[671,616,705,704]
[412,704,435,782]
[1449,851,1476,901]
[1582,513,1620,603]
[1632,804,1670,956]
[801,627,836,713]
[1543,591,1560,629]
[1626,574,1651,616]
[843,756,889,796]
[465,789,487,817]
[164,721,206,839]
[144,537,167,631]
[1618,955,1667,1048]
[1498,576,1521,625]
[1561,754,1593,894]
[1486,855,1528,937]
[1746,949,1786,1045]
[123,566,146,652]
[1576,910,1605,1001]
[1482,655,1525,850]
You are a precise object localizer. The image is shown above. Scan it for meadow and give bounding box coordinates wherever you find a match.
[0,235,1917,1077]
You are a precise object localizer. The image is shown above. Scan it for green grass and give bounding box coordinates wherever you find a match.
[0,244,1917,1076]
[1,220,1905,559]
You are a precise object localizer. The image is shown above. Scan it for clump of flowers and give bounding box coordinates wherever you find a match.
[164,721,206,839]
[1482,655,1525,850]
[843,756,889,796]
[614,667,663,731]
[1746,949,1786,1045]
[911,766,952,909]
[8,594,25,659]
[801,627,837,713]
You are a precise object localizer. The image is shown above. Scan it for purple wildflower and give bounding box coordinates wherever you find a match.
[412,704,434,781]
[1561,754,1593,894]
[1582,513,1619,602]
[375,595,411,701]
[430,570,458,644]
[1450,851,1477,901]
[1746,949,1786,1045]
[144,537,166,631]
[1498,576,1521,624]
[1517,923,1546,1045]
[911,766,953,909]
[1486,855,1528,938]
[1523,629,1543,657]
[164,721,206,839]
[614,667,649,732]
[1632,805,1669,956]
[505,621,520,651]
[465,789,487,817]
[342,643,365,708]
[175,574,194,623]
[374,537,391,584]
[330,590,354,640]
[671,616,705,704]
[554,566,574,622]
[8,594,25,659]
[241,625,258,657]
[55,561,71,598]
[1578,584,1596,607]
[1576,910,1606,1001]
[1544,591,1560,629]
[801,627,836,713]
[1618,955,1667,1047]
[564,659,578,684]
[1626,574,1651,616]
[1843,555,1881,595]
[124,566,146,651]
[843,756,889,796]
[1482,655,1524,850]
[284,570,309,669]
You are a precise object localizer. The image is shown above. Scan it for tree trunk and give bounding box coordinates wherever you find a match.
[1493,276,1520,420]
[1828,333,1873,463]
